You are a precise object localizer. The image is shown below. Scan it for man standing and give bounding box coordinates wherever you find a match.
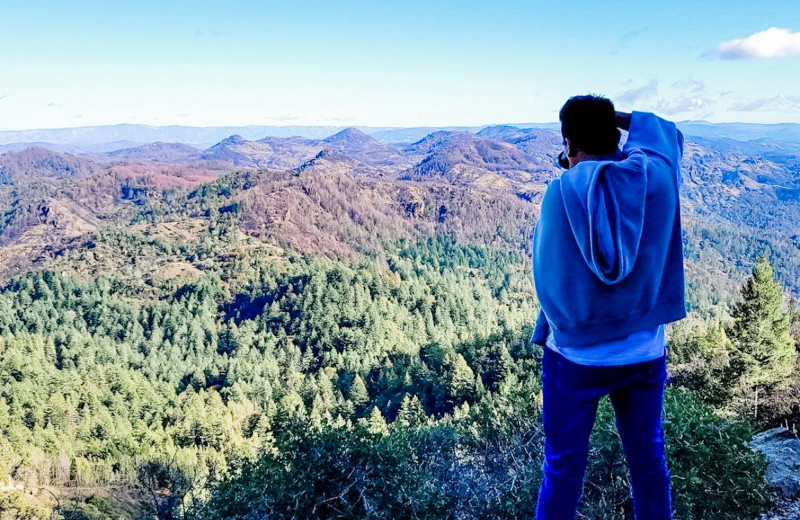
[530,95,686,520]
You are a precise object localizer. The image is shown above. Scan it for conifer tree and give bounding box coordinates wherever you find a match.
[261,381,278,422]
[688,320,739,407]
[338,399,356,419]
[349,374,369,411]
[395,393,426,428]
[308,399,324,433]
[277,390,307,424]
[483,342,514,391]
[316,371,337,409]
[300,374,319,405]
[728,256,797,416]
[362,406,388,436]
[448,353,475,402]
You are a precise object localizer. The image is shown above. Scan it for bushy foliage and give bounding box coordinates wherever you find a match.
[0,491,53,520]
[59,495,124,520]
[664,388,770,520]
[191,384,769,520]
[668,321,739,407]
[671,257,800,424]
[198,423,456,520]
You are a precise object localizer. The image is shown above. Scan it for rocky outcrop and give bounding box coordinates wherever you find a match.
[750,428,800,520]
[750,427,800,497]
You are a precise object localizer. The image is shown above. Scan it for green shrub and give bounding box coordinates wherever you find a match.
[665,387,770,520]
[197,422,455,520]
[59,495,120,520]
[0,491,52,520]
[582,388,769,519]
[193,386,770,520]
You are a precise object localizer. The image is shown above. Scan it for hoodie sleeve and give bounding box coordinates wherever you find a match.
[625,111,684,179]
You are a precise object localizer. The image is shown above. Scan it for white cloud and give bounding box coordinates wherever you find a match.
[616,80,658,104]
[614,79,718,118]
[706,27,800,59]
[729,95,800,112]
[670,79,705,93]
[656,96,714,115]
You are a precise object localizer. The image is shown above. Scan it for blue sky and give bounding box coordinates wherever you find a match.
[1,0,799,129]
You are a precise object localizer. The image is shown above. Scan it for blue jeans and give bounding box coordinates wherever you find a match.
[535,347,671,520]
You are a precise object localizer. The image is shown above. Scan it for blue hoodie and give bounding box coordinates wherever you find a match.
[530,111,686,348]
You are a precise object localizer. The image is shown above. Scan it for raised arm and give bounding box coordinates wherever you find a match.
[623,111,684,174]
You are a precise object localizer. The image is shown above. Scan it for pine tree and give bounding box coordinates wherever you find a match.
[277,390,307,424]
[300,374,319,405]
[448,353,475,402]
[361,406,388,436]
[349,374,369,411]
[308,395,324,433]
[395,393,426,428]
[337,398,356,419]
[483,342,514,391]
[316,371,337,410]
[728,256,797,416]
[693,321,739,407]
[261,380,278,422]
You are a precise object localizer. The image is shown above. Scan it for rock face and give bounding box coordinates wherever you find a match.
[750,428,800,498]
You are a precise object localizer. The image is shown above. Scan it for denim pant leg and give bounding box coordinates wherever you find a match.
[609,355,672,520]
[535,348,601,520]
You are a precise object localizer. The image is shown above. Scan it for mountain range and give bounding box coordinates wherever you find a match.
[0,122,799,297]
[4,120,800,154]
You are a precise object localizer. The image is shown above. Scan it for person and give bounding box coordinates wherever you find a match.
[529,94,686,520]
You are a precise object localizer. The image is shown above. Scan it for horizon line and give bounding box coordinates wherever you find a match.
[5,119,800,134]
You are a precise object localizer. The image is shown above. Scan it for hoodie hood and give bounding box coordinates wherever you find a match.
[558,149,648,285]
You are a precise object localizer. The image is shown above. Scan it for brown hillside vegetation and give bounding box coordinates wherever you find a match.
[233,156,538,257]
[0,147,101,183]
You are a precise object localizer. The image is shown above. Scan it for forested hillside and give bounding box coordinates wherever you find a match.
[0,127,797,519]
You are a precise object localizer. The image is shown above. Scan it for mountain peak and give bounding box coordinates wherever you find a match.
[477,125,529,141]
[218,134,247,146]
[405,131,476,153]
[296,147,372,176]
[313,148,350,162]
[324,127,374,144]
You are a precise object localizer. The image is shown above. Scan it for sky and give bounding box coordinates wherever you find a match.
[1,0,799,130]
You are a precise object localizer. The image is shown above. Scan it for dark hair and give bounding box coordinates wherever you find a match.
[559,95,620,156]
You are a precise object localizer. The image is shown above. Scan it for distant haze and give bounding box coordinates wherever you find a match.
[1,121,799,155]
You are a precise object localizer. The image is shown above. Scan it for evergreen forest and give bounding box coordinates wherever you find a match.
[0,133,797,520]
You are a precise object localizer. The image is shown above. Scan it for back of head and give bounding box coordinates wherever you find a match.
[559,95,620,156]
